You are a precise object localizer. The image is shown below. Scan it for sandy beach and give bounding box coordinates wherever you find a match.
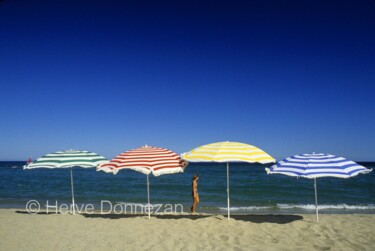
[1,209,374,251]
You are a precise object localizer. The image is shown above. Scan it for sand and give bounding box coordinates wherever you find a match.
[0,209,374,251]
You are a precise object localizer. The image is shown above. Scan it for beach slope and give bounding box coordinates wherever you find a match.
[1,209,374,250]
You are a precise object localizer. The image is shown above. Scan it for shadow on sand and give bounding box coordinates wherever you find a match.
[15,210,63,215]
[15,210,303,223]
[77,213,303,223]
[229,214,303,224]
[81,213,212,220]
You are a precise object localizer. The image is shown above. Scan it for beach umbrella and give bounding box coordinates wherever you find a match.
[24,150,107,214]
[97,145,188,218]
[181,141,275,220]
[265,153,372,222]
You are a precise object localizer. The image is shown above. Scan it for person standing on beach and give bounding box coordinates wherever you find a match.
[191,175,199,213]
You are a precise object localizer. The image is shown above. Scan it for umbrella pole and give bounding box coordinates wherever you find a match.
[147,174,150,219]
[227,162,230,220]
[70,167,75,215]
[314,178,319,222]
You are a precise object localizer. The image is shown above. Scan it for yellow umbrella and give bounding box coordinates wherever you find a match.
[181,141,275,219]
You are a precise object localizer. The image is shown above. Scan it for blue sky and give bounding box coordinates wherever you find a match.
[1,0,374,161]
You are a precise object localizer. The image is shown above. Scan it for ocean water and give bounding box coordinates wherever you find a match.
[1,161,374,214]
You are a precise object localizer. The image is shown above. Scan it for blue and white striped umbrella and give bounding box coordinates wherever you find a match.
[266,153,372,222]
[266,153,371,179]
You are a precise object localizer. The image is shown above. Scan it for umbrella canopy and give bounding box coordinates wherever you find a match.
[181,141,275,219]
[97,145,188,218]
[24,150,107,214]
[181,141,275,163]
[266,153,372,221]
[98,145,187,176]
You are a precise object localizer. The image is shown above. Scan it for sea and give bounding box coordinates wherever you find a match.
[1,161,374,214]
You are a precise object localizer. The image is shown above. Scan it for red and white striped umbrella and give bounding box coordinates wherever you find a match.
[97,145,188,218]
[98,145,187,176]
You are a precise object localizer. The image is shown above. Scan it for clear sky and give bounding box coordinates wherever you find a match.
[1,0,374,161]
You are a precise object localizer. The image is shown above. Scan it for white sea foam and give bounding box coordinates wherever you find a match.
[228,206,271,211]
[218,204,375,211]
[277,204,375,210]
[115,202,161,207]
[218,206,273,211]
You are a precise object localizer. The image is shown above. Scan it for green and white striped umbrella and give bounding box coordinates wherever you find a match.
[24,150,108,214]
[24,150,107,169]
